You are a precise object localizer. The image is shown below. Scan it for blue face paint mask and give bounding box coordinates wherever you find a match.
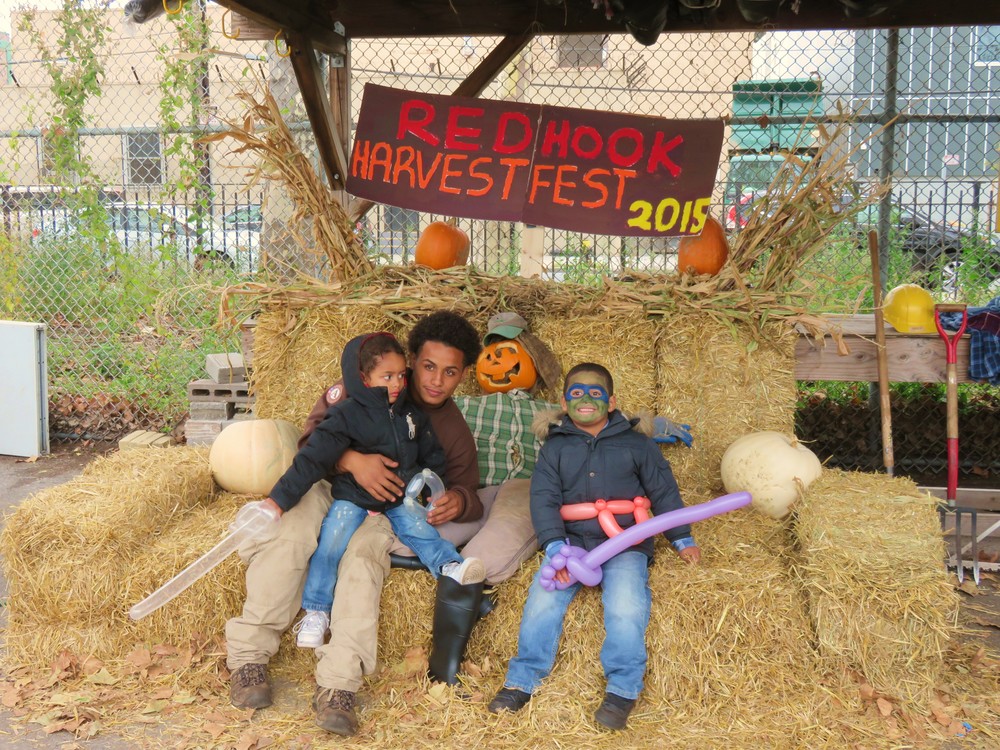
[564,383,610,404]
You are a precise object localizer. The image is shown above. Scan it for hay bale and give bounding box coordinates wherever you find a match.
[1,447,216,630]
[252,305,405,424]
[534,312,659,415]
[656,318,796,498]
[794,469,958,707]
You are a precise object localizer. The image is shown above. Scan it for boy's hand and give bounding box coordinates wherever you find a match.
[677,546,701,565]
[337,450,403,502]
[426,490,463,525]
[261,497,284,517]
[554,567,571,584]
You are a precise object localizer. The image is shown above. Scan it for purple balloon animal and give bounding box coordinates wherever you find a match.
[540,492,752,591]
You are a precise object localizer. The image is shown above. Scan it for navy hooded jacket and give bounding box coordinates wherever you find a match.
[269,333,448,513]
[530,409,691,561]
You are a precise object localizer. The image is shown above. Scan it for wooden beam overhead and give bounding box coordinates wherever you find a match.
[287,33,349,191]
[225,0,1000,41]
[214,0,346,56]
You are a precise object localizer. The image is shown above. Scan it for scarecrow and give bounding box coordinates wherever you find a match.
[476,313,692,446]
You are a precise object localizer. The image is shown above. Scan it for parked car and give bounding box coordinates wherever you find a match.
[222,204,262,232]
[851,204,1000,294]
[31,202,259,273]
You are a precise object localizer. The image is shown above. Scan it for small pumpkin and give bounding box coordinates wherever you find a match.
[414,221,470,270]
[677,215,729,276]
[476,339,538,393]
[209,419,300,495]
[720,431,822,519]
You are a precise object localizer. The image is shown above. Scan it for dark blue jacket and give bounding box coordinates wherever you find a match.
[530,409,690,561]
[269,333,447,513]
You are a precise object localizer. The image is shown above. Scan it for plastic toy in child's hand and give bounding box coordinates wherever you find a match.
[539,492,751,591]
[652,416,693,447]
[402,468,446,518]
[128,500,280,620]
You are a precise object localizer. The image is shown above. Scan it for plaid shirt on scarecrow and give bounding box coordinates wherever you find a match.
[454,389,553,488]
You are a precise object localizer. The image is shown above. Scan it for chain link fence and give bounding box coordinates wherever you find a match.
[0,6,998,479]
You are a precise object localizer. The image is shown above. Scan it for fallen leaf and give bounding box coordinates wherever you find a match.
[932,707,952,726]
[426,682,449,704]
[140,699,169,714]
[85,669,118,686]
[958,579,981,595]
[80,657,103,675]
[2,686,22,708]
[859,683,876,701]
[204,722,227,740]
[876,697,893,717]
[152,687,174,700]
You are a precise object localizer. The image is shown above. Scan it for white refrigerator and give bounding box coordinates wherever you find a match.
[0,321,49,457]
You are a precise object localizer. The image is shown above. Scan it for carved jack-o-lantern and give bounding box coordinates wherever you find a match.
[476,339,538,393]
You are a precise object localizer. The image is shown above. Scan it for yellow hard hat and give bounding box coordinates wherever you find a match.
[882,284,936,333]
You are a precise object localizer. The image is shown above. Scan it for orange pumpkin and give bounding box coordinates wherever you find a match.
[414,221,470,269]
[475,339,538,393]
[677,216,729,276]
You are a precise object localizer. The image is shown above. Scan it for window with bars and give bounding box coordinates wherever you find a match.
[38,133,71,183]
[974,26,1000,64]
[557,35,607,69]
[124,131,163,185]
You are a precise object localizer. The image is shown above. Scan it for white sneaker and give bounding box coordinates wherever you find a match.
[294,610,330,649]
[441,558,486,585]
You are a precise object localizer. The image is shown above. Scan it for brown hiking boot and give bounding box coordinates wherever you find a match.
[314,687,358,736]
[229,663,272,709]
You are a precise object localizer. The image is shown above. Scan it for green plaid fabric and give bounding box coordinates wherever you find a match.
[454,390,555,488]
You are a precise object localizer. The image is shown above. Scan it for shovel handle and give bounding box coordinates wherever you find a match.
[934,304,968,364]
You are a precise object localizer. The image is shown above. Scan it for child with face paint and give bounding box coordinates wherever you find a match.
[489,362,699,730]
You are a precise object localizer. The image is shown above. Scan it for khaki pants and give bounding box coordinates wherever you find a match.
[225,480,333,670]
[317,478,537,691]
[225,477,538,690]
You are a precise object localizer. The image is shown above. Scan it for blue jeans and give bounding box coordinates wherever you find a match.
[301,500,463,613]
[504,550,651,700]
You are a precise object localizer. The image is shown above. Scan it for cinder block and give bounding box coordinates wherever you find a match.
[119,430,175,450]
[187,379,253,404]
[189,401,236,420]
[206,352,246,383]
[232,407,254,421]
[184,419,227,446]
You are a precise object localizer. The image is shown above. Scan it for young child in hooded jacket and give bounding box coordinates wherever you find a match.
[262,332,485,648]
[488,362,700,730]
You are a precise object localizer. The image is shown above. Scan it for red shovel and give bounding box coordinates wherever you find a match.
[934,303,968,504]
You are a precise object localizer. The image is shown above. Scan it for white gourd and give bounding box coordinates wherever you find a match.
[209,419,300,495]
[720,431,822,519]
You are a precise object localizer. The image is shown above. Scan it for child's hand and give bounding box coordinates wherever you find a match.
[677,546,701,565]
[261,497,284,518]
[554,567,571,584]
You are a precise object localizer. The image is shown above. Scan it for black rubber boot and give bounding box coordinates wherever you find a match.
[427,576,484,685]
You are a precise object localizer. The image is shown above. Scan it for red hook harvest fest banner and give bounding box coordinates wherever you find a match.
[347,84,725,238]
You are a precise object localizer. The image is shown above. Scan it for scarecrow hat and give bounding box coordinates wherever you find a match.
[484,312,528,344]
